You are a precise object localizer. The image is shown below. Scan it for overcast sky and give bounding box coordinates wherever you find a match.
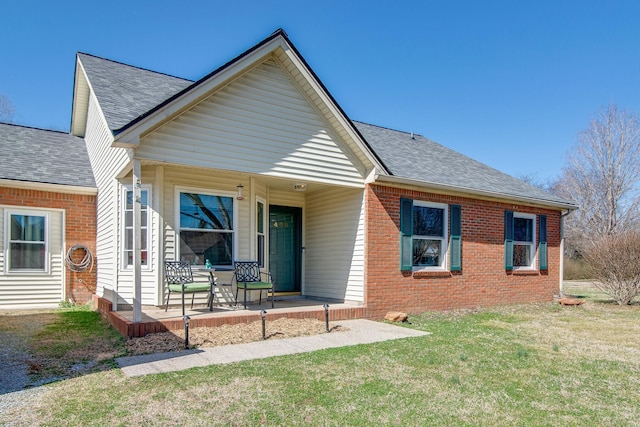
[2,0,639,183]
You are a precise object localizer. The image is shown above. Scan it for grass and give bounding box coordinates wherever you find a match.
[3,288,640,426]
[0,304,126,384]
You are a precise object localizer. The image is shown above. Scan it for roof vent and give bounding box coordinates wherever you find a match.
[410,132,415,139]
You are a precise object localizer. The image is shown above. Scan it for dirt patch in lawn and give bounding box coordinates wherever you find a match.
[126,317,348,355]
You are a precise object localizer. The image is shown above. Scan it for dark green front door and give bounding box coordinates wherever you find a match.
[269,205,301,293]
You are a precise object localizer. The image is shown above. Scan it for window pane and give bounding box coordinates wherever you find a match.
[125,229,133,249]
[11,215,45,242]
[413,238,441,267]
[125,191,134,210]
[514,217,533,242]
[141,229,147,249]
[180,193,233,230]
[10,243,45,269]
[514,244,531,267]
[125,211,133,227]
[257,234,265,267]
[125,190,148,209]
[413,206,444,237]
[257,202,264,234]
[180,230,233,266]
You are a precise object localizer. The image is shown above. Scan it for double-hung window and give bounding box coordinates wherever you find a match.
[401,199,461,271]
[513,213,535,268]
[504,211,539,270]
[122,186,150,268]
[412,201,448,268]
[178,191,234,267]
[7,211,48,272]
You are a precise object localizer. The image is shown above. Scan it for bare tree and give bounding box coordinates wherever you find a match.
[556,104,640,252]
[0,94,14,122]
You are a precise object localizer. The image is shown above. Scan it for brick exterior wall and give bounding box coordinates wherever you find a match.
[0,187,97,304]
[364,184,561,318]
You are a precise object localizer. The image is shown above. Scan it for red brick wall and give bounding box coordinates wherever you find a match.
[0,186,97,304]
[364,184,561,318]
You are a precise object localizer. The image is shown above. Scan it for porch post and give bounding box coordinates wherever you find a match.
[133,158,142,322]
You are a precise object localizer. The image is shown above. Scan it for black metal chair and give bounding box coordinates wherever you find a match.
[164,261,214,315]
[232,261,274,309]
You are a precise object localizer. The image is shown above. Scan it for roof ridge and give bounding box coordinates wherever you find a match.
[0,121,73,135]
[76,52,194,83]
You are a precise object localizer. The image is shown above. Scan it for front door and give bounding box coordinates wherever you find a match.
[269,205,301,293]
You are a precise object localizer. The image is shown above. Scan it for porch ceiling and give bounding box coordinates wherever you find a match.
[139,159,360,195]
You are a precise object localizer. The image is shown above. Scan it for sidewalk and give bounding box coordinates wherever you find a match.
[116,319,430,377]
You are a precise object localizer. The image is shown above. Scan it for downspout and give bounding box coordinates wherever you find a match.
[559,209,573,298]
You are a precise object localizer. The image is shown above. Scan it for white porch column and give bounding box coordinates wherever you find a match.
[133,158,142,322]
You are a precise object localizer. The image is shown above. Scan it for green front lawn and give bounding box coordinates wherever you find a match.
[6,292,640,426]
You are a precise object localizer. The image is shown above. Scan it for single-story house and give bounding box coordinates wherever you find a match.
[0,29,576,320]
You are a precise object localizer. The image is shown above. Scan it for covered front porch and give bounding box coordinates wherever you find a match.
[95,295,366,338]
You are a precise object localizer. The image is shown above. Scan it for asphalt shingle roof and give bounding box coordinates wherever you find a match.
[354,121,570,206]
[75,50,572,207]
[0,123,95,188]
[77,53,193,132]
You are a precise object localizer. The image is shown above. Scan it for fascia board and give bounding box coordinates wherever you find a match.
[375,174,579,211]
[0,178,97,196]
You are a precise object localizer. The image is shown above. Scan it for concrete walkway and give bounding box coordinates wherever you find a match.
[116,319,429,377]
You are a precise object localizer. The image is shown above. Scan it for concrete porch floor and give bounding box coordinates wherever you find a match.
[96,296,367,337]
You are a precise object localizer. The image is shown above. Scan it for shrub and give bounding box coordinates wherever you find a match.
[583,232,640,305]
[563,256,591,280]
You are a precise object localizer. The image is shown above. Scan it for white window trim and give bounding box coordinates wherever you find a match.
[120,184,152,271]
[513,212,537,270]
[174,186,238,268]
[256,197,266,268]
[413,201,448,271]
[4,208,50,274]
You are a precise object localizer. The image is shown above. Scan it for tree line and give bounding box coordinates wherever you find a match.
[551,104,640,304]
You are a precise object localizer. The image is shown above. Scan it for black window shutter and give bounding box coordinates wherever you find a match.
[538,214,548,270]
[504,210,514,271]
[400,198,413,271]
[449,204,462,271]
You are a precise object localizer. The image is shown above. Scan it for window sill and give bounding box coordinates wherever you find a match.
[413,270,452,278]
[509,269,539,276]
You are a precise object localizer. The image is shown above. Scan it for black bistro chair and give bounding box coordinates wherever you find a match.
[164,261,214,315]
[232,261,275,309]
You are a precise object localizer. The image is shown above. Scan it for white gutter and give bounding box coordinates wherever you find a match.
[373,174,578,211]
[0,179,97,195]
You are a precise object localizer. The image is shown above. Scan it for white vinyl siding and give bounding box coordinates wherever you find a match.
[0,206,64,309]
[84,94,131,302]
[138,59,367,187]
[305,187,365,302]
